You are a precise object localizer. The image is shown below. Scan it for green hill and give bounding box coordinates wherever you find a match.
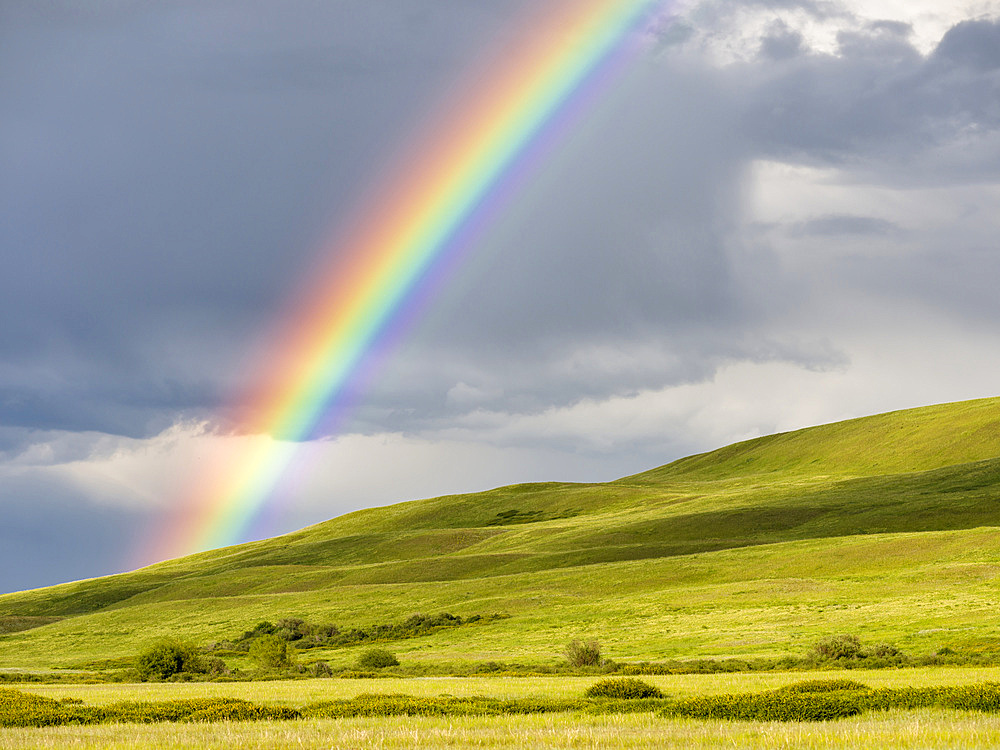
[3,396,1000,671]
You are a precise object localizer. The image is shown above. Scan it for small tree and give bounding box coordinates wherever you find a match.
[811,634,862,661]
[584,677,662,699]
[565,639,602,667]
[249,634,292,669]
[355,648,399,669]
[310,660,333,677]
[136,639,201,681]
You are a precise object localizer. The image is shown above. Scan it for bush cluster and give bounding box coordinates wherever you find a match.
[618,635,913,676]
[663,691,863,722]
[777,679,869,694]
[355,648,400,670]
[135,640,224,681]
[659,680,1000,722]
[807,634,908,667]
[565,640,603,667]
[304,694,591,718]
[0,689,298,728]
[9,681,1000,727]
[219,612,506,653]
[248,634,293,669]
[584,678,663,700]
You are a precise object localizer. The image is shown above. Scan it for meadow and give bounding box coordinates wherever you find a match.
[3,398,1000,746]
[7,670,1000,748]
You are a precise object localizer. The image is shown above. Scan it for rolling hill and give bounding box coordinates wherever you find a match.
[3,396,1000,671]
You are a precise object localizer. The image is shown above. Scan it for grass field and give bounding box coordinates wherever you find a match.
[3,398,1000,745]
[2,398,1000,672]
[7,669,1000,748]
[6,711,1000,750]
[15,666,1000,703]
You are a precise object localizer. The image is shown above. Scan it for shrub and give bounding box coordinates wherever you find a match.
[864,642,902,659]
[201,657,228,676]
[355,648,399,669]
[248,634,292,669]
[663,692,863,722]
[566,639,602,667]
[811,634,862,661]
[136,640,202,681]
[779,679,869,694]
[310,661,333,678]
[584,678,663,699]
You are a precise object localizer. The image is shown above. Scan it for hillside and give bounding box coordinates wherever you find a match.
[2,396,1000,670]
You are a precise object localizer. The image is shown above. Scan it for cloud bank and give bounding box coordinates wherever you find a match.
[3,0,1000,590]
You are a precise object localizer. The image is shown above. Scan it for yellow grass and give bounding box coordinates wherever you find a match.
[3,710,1000,749]
[18,665,1000,705]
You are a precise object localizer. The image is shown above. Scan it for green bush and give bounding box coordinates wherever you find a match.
[225,612,506,652]
[304,694,587,718]
[565,639,602,667]
[662,692,863,722]
[135,640,203,681]
[356,648,399,669]
[584,677,663,699]
[778,679,870,694]
[248,634,292,669]
[865,642,902,659]
[310,661,333,677]
[0,689,300,728]
[811,634,863,661]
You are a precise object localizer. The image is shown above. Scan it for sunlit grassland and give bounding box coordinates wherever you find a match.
[3,397,1000,673]
[4,398,1000,747]
[16,666,1000,705]
[8,670,1000,749]
[4,710,1000,749]
[3,527,1000,670]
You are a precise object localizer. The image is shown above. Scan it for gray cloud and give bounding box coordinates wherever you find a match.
[934,19,1000,70]
[759,21,806,60]
[744,18,1000,180]
[5,1,1000,591]
[790,214,903,237]
[5,4,1000,446]
[0,473,149,593]
[0,0,534,439]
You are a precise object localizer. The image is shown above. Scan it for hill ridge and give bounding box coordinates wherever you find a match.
[2,395,999,669]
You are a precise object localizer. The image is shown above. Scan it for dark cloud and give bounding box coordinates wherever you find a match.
[0,474,150,593]
[6,3,1000,448]
[3,0,1000,592]
[759,21,806,61]
[933,19,1000,70]
[743,18,1000,181]
[790,214,902,237]
[0,0,532,439]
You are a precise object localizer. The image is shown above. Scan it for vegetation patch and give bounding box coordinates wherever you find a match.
[487,508,580,525]
[661,680,1000,722]
[584,677,663,699]
[302,694,666,718]
[9,679,1000,727]
[0,689,298,727]
[215,612,508,654]
[355,648,399,670]
[565,639,603,667]
[0,617,62,635]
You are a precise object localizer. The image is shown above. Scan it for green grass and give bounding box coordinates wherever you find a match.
[2,397,1000,672]
[7,671,1000,748]
[6,711,1000,750]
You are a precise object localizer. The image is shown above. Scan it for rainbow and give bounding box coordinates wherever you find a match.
[147,0,673,563]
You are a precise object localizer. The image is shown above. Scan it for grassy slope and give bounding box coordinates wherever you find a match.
[2,396,1000,669]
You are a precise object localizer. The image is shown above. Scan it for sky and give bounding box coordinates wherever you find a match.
[3,0,1000,593]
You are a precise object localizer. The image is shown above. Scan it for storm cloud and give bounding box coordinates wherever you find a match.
[3,0,1000,591]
